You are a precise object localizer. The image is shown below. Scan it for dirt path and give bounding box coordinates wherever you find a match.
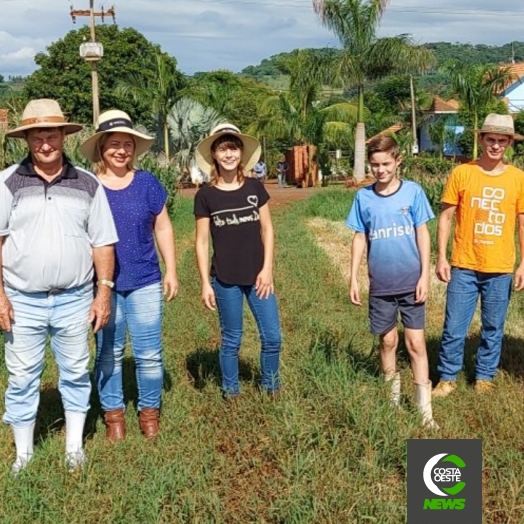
[179,180,320,209]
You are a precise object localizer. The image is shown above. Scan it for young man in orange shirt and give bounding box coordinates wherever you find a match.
[434,114,524,397]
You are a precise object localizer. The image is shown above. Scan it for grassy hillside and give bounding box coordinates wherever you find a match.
[240,41,524,87]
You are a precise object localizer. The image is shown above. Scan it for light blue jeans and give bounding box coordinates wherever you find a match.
[212,277,282,396]
[437,268,512,382]
[3,284,93,428]
[95,282,164,411]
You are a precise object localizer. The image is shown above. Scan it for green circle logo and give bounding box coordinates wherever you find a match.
[423,453,466,496]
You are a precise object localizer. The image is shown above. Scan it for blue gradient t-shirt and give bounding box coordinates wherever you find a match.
[103,170,167,292]
[346,180,434,296]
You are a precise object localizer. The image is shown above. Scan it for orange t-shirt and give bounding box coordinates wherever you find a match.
[441,161,524,273]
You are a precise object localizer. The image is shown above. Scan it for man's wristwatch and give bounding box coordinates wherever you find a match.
[97,279,115,289]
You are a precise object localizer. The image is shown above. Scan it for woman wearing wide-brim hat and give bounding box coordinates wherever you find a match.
[81,109,179,440]
[193,123,282,398]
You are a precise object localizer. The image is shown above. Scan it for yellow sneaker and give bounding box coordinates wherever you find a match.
[474,380,494,393]
[432,380,457,398]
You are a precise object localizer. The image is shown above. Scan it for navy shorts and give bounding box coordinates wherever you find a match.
[368,292,426,335]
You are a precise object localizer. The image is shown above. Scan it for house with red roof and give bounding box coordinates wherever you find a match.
[495,62,524,113]
[419,96,463,156]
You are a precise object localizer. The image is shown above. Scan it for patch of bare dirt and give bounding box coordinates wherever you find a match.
[179,180,320,210]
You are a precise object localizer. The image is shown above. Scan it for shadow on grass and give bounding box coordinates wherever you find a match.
[424,333,524,385]
[309,328,524,386]
[308,329,379,376]
[86,356,174,430]
[35,386,65,444]
[185,347,260,391]
[35,356,174,445]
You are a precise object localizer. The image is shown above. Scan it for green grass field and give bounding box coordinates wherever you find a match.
[1,188,524,523]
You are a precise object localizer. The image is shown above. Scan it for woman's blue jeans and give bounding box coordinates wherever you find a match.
[212,277,282,396]
[95,282,164,411]
[437,268,512,382]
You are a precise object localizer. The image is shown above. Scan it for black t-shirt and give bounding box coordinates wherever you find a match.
[194,178,270,285]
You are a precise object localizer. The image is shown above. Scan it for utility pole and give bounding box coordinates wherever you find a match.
[410,75,419,155]
[70,2,116,124]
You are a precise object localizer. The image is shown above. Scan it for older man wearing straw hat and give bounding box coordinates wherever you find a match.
[0,99,118,473]
[434,113,524,398]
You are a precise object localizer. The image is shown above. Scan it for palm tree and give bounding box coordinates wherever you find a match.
[443,62,515,159]
[253,49,357,185]
[188,70,242,117]
[313,0,433,180]
[116,52,185,160]
[167,97,225,178]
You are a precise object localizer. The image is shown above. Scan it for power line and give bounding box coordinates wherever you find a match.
[191,0,524,16]
[0,0,523,17]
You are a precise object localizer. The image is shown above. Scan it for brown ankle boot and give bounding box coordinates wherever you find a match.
[139,408,160,439]
[104,409,126,441]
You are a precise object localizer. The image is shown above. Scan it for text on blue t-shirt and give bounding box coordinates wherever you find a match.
[346,180,435,296]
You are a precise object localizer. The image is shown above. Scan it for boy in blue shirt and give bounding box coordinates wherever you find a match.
[347,135,438,429]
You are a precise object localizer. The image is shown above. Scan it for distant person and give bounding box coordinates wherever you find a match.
[347,134,438,429]
[0,99,118,473]
[81,110,179,440]
[433,114,524,397]
[194,123,282,398]
[276,156,288,188]
[253,159,267,183]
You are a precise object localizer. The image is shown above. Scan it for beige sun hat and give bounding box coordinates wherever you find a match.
[195,123,261,175]
[474,113,524,140]
[80,109,155,162]
[6,98,83,138]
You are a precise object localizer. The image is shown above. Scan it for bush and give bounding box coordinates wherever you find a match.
[401,154,456,177]
[397,156,452,214]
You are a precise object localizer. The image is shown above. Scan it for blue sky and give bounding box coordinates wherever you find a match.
[1,0,524,78]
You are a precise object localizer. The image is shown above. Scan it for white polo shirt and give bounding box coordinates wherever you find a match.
[0,156,118,293]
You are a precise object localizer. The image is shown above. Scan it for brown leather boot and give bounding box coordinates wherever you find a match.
[104,409,126,441]
[139,408,160,439]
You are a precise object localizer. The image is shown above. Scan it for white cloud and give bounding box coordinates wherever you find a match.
[1,1,524,78]
[0,30,47,77]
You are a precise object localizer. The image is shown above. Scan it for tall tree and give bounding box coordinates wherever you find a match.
[312,0,433,180]
[189,71,272,132]
[254,49,357,183]
[23,26,178,127]
[443,62,515,159]
[117,51,185,160]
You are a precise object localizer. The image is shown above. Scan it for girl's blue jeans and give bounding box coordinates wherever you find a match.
[212,277,281,396]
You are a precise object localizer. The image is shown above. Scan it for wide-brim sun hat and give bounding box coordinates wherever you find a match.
[6,98,83,138]
[474,113,524,140]
[80,109,155,162]
[195,123,261,175]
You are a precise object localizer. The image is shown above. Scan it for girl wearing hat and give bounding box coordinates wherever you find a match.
[81,110,178,439]
[194,124,282,398]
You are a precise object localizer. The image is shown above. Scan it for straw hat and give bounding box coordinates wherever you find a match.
[6,98,83,138]
[195,123,261,175]
[80,109,154,162]
[474,113,524,140]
